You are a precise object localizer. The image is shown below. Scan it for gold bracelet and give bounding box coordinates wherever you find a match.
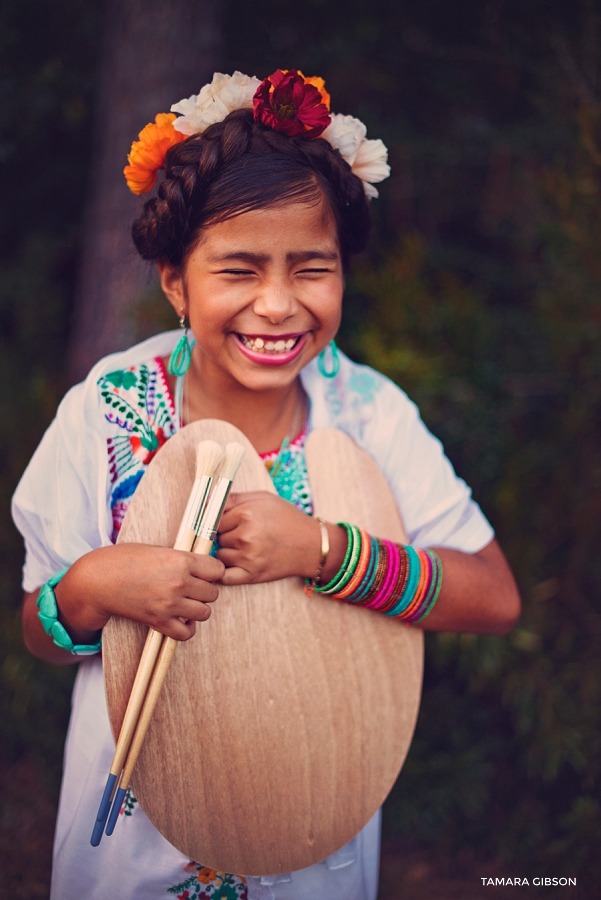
[305,517,330,596]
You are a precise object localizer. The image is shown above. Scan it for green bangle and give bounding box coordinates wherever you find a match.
[316,522,361,594]
[330,525,362,595]
[315,522,353,594]
[37,568,102,656]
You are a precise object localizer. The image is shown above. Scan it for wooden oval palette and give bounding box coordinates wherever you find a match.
[102,420,423,875]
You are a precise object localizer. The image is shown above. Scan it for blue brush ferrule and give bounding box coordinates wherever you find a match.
[90,772,118,846]
[105,786,127,836]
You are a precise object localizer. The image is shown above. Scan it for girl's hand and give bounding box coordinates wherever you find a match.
[216,491,346,586]
[54,543,225,642]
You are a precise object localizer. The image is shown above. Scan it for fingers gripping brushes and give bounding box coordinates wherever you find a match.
[91,440,225,846]
[92,440,244,845]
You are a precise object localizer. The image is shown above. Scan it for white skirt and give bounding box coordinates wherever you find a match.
[50,657,381,900]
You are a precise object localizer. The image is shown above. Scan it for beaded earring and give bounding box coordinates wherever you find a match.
[168,313,192,376]
[317,339,340,378]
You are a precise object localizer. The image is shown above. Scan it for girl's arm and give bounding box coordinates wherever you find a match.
[414,539,519,634]
[21,543,225,666]
[217,492,520,635]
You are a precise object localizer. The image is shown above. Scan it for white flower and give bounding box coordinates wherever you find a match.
[352,138,390,198]
[322,112,390,199]
[322,114,366,166]
[171,71,261,135]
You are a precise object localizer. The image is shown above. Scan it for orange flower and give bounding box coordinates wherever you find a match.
[281,69,331,110]
[123,113,186,195]
[299,73,331,111]
[196,866,219,884]
[270,69,331,111]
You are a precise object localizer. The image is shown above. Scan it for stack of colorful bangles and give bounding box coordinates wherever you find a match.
[311,523,442,624]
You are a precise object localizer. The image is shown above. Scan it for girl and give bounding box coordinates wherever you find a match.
[12,69,520,900]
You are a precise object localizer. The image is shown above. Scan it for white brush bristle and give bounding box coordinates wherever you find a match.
[220,442,245,482]
[195,440,224,479]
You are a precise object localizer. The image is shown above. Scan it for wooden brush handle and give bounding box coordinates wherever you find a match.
[117,498,223,790]
[193,536,214,555]
[108,628,164,777]
[118,636,178,790]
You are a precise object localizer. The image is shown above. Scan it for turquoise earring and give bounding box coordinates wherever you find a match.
[168,313,192,376]
[317,339,340,378]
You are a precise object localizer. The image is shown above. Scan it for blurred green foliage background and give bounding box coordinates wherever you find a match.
[2,0,600,896]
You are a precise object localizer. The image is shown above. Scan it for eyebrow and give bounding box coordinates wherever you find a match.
[207,250,339,265]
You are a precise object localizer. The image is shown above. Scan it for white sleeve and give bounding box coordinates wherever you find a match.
[11,381,111,592]
[370,380,494,553]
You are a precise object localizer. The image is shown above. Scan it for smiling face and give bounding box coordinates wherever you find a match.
[159,200,344,394]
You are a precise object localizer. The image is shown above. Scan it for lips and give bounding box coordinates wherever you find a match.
[233,332,308,366]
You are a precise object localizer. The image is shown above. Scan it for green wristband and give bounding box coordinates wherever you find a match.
[37,568,102,656]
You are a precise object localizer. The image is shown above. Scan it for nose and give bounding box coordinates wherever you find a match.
[252,277,298,325]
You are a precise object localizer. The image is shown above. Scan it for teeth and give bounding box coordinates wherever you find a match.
[240,335,300,353]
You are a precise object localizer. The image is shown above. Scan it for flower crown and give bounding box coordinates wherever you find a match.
[124,69,390,199]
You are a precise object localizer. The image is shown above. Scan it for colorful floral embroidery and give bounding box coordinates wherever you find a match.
[261,428,312,515]
[99,357,317,534]
[119,787,138,817]
[98,357,177,540]
[168,864,247,899]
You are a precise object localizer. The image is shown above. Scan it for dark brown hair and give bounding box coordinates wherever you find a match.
[132,109,371,270]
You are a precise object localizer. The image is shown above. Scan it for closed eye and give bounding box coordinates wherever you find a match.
[218,268,256,276]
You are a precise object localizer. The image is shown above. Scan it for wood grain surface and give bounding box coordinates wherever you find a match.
[103,420,424,874]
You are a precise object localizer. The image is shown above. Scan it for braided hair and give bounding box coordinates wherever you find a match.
[132,109,371,270]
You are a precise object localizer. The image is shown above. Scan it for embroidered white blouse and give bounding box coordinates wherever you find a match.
[12,331,493,900]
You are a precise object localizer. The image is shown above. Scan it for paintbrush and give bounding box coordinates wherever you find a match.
[193,442,246,555]
[103,441,245,838]
[90,439,223,846]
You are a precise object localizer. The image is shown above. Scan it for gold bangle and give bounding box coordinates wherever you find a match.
[305,517,330,596]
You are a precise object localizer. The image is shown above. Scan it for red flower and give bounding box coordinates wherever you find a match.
[253,69,331,138]
[129,427,168,465]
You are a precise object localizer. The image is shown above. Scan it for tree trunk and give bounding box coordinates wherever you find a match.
[68,0,221,383]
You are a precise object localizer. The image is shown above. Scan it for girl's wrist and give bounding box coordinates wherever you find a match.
[301,518,347,583]
[54,562,108,643]
[318,523,347,585]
